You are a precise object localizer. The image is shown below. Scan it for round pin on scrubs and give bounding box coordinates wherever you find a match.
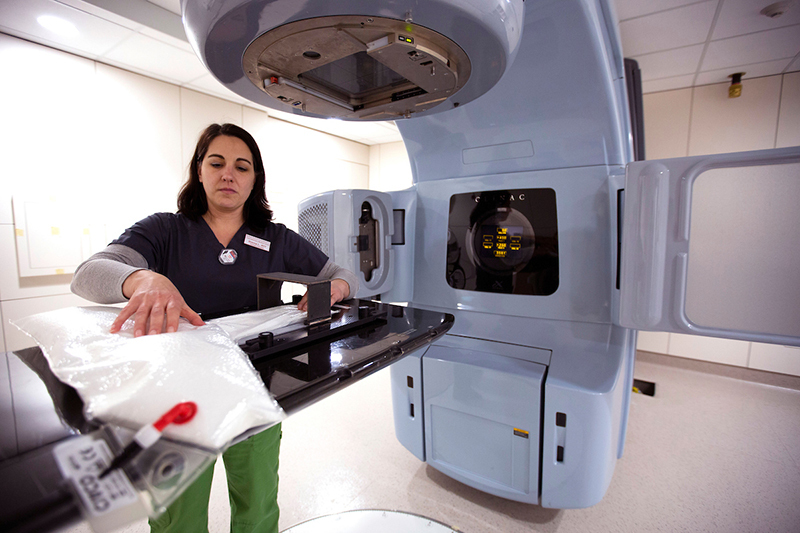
[219,249,237,265]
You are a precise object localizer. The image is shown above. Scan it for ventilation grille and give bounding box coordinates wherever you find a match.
[298,202,329,255]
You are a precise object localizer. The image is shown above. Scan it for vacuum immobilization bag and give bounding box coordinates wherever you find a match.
[12,306,285,450]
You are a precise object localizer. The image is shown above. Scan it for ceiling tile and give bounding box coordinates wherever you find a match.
[261,108,401,145]
[619,1,717,56]
[702,25,800,70]
[146,0,181,17]
[377,121,401,134]
[139,26,194,53]
[788,55,800,72]
[632,44,705,80]
[614,0,704,22]
[56,0,145,33]
[712,0,800,40]
[0,0,134,58]
[278,113,371,143]
[363,132,404,145]
[642,74,697,93]
[103,32,209,84]
[186,74,254,103]
[694,58,792,85]
[327,121,402,145]
[61,0,185,43]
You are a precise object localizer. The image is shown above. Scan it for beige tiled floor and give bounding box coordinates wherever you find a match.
[69,352,800,533]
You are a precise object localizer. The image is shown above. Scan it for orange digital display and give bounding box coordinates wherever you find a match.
[479,225,523,260]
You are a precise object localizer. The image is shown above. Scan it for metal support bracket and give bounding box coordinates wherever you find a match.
[257,273,331,326]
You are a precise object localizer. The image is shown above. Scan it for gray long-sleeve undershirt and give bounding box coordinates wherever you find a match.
[71,244,359,304]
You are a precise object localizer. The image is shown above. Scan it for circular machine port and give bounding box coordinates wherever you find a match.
[242,16,471,120]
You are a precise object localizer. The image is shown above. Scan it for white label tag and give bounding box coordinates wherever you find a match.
[54,436,139,517]
[244,234,270,252]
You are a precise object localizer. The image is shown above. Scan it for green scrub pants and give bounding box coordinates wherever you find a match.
[149,423,281,533]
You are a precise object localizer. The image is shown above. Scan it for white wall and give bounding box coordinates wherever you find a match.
[368,142,413,192]
[0,34,369,352]
[639,72,800,377]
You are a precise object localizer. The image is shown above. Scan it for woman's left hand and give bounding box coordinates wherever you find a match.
[297,279,350,311]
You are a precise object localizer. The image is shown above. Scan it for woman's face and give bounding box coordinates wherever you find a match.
[199,135,257,217]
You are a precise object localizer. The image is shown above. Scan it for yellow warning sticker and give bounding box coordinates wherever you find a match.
[513,428,529,438]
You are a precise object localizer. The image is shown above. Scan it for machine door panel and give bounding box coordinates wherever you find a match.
[618,146,800,346]
[423,345,545,504]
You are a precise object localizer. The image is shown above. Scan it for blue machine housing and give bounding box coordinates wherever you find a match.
[383,0,637,508]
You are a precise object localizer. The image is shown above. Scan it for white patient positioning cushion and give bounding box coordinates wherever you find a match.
[12,306,306,451]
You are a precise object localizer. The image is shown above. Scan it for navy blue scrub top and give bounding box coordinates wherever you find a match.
[112,213,329,316]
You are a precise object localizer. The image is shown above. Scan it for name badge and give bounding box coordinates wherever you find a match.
[244,234,271,252]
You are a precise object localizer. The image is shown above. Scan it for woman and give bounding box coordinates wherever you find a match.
[71,123,358,532]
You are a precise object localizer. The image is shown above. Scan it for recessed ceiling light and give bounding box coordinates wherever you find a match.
[37,15,79,38]
[760,1,795,18]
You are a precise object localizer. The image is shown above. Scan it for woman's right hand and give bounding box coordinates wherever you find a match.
[111,270,205,337]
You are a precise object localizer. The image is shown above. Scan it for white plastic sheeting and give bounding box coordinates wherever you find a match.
[210,305,306,344]
[12,306,304,450]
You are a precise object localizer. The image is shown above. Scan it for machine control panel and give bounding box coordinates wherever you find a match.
[447,189,558,295]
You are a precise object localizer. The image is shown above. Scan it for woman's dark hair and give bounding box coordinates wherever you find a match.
[178,123,272,229]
